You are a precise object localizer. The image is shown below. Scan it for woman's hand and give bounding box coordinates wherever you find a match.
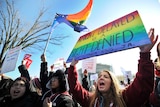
[43,97,52,107]
[22,59,27,66]
[70,58,78,66]
[41,54,46,62]
[139,28,158,52]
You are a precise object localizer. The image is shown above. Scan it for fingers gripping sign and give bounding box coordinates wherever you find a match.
[140,28,158,53]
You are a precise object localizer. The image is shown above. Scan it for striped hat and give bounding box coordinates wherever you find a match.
[31,78,41,89]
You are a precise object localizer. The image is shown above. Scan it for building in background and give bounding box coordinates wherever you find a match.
[78,63,114,88]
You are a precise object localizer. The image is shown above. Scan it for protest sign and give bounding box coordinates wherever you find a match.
[53,58,65,72]
[82,57,97,73]
[1,46,21,73]
[23,54,32,69]
[90,73,98,81]
[66,10,150,62]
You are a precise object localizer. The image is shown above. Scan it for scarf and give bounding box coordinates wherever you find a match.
[94,96,115,107]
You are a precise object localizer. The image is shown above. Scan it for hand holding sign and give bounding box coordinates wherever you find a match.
[139,28,158,53]
[22,59,27,65]
[71,58,79,66]
[66,10,151,63]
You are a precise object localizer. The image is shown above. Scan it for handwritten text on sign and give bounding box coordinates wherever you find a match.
[1,46,21,73]
[66,10,151,63]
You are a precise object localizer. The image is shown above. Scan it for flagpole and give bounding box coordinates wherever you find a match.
[43,31,52,54]
[43,17,58,54]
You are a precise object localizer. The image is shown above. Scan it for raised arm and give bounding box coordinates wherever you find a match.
[40,54,49,94]
[18,59,31,81]
[122,28,158,107]
[68,59,90,107]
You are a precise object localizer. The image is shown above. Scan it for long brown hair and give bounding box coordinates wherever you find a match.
[89,70,126,107]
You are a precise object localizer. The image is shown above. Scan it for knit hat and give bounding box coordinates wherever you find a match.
[52,69,65,79]
[46,69,67,92]
[31,78,41,89]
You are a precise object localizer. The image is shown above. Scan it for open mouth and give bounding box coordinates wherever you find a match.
[13,90,20,95]
[99,82,105,86]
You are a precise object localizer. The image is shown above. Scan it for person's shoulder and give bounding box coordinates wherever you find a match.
[58,93,73,103]
[30,92,42,99]
[0,95,11,103]
[41,90,52,100]
[60,93,72,99]
[43,90,52,97]
[58,94,74,107]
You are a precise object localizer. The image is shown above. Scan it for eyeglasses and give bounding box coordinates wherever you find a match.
[12,83,26,87]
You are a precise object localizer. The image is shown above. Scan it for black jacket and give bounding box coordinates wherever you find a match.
[41,90,74,107]
[40,62,52,94]
[18,64,42,107]
[18,65,30,81]
[82,75,89,91]
[0,94,34,107]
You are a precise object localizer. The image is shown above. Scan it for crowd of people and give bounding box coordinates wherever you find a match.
[0,28,160,107]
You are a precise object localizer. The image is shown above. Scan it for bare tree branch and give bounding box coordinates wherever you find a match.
[0,0,68,68]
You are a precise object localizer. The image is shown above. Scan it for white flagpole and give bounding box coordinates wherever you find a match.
[43,31,53,54]
[43,16,58,54]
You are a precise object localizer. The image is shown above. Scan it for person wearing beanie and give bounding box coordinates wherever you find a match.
[29,77,42,107]
[40,54,69,94]
[41,69,75,107]
[30,78,42,96]
[0,77,34,107]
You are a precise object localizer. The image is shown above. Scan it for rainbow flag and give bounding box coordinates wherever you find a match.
[51,0,93,33]
[66,0,93,24]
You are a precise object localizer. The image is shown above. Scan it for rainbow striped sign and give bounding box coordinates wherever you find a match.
[66,10,151,63]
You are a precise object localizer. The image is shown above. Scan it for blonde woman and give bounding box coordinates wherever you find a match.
[67,28,158,107]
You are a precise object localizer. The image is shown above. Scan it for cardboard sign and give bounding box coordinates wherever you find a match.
[90,73,98,81]
[66,10,151,62]
[82,57,97,73]
[53,58,65,72]
[1,46,21,73]
[23,54,32,69]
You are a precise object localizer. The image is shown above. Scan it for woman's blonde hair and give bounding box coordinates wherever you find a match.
[89,70,126,107]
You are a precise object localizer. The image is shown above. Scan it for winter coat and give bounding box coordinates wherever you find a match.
[18,64,42,106]
[40,62,51,94]
[0,78,13,101]
[82,75,89,91]
[18,65,31,81]
[41,90,74,107]
[68,52,154,107]
[148,76,160,107]
[0,93,34,107]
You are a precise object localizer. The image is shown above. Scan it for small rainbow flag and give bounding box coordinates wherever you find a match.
[51,0,93,33]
